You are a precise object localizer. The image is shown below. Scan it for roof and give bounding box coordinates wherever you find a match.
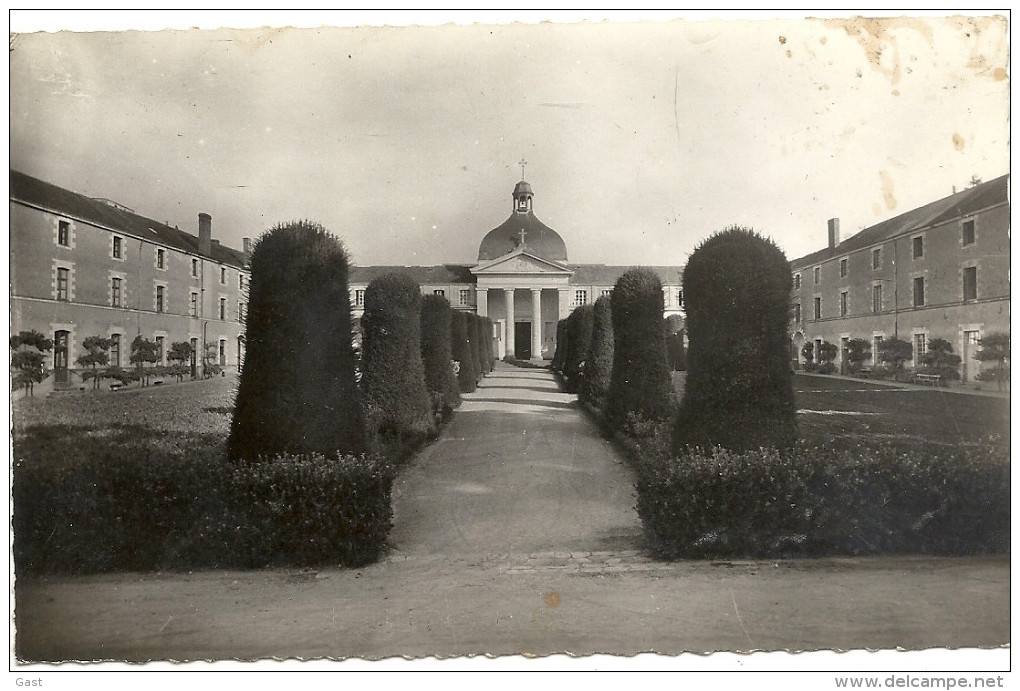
[568,265,684,286]
[478,210,568,261]
[10,169,248,268]
[791,174,1010,269]
[348,263,684,286]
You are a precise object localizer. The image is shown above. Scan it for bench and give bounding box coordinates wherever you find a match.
[857,367,873,378]
[912,373,941,387]
[109,382,123,391]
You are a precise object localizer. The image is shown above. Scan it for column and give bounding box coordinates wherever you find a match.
[531,288,542,360]
[504,288,515,359]
[476,287,488,317]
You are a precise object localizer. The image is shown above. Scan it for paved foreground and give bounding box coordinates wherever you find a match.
[14,364,1010,662]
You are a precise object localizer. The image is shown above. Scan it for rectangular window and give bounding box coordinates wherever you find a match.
[191,258,199,277]
[56,267,69,301]
[912,276,925,307]
[914,333,926,359]
[219,297,227,320]
[813,296,821,320]
[239,274,245,291]
[872,248,882,270]
[872,284,882,314]
[219,339,226,367]
[813,266,820,284]
[155,336,165,365]
[840,290,848,317]
[839,258,848,278]
[355,289,365,307]
[873,336,883,364]
[156,248,166,269]
[963,266,977,301]
[110,334,121,368]
[189,291,199,317]
[794,273,801,290]
[962,219,976,246]
[793,303,801,323]
[575,290,588,306]
[111,277,122,307]
[459,289,471,306]
[677,290,683,307]
[912,236,924,260]
[220,267,227,285]
[433,289,445,297]
[112,235,123,259]
[238,302,246,322]
[601,289,612,297]
[58,220,70,247]
[156,285,165,312]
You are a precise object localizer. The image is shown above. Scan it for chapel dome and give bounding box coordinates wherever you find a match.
[477,180,568,262]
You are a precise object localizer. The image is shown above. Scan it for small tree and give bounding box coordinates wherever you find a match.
[10,331,53,397]
[129,336,160,386]
[877,338,913,372]
[420,294,460,418]
[801,342,815,371]
[919,338,961,381]
[816,341,838,374]
[581,293,614,411]
[202,342,223,378]
[228,220,366,460]
[360,272,434,445]
[675,227,797,452]
[607,268,674,434]
[975,332,1010,391]
[75,336,113,389]
[564,304,594,393]
[845,338,871,375]
[450,310,477,393]
[167,341,193,382]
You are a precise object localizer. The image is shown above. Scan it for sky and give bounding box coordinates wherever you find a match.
[9,10,1010,270]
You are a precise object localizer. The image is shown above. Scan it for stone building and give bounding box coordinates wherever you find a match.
[350,179,685,360]
[9,170,251,390]
[789,175,1010,381]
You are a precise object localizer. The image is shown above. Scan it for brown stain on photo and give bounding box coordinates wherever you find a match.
[953,132,966,151]
[544,591,561,608]
[879,170,897,211]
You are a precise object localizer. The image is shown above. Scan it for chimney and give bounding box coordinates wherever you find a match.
[243,237,252,264]
[827,218,840,249]
[198,213,212,256]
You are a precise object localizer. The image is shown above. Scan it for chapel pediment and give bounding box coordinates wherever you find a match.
[470,248,574,276]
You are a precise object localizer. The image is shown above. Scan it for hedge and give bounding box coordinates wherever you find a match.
[450,310,477,393]
[420,294,461,419]
[229,221,365,460]
[607,269,675,432]
[360,273,435,444]
[470,314,487,380]
[676,226,797,452]
[636,440,1010,559]
[551,319,568,372]
[581,294,614,410]
[13,440,393,574]
[563,304,594,393]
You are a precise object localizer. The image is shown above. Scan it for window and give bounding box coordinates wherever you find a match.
[873,336,883,364]
[220,267,227,285]
[839,258,848,278]
[912,276,925,307]
[355,289,365,307]
[56,267,69,301]
[58,220,70,247]
[677,290,683,307]
[189,291,199,317]
[155,336,165,365]
[872,284,882,314]
[238,302,245,322]
[219,297,227,320]
[433,289,445,297]
[962,219,976,246]
[813,266,820,285]
[914,333,926,359]
[813,296,821,320]
[112,235,123,259]
[156,285,166,312]
[793,273,801,290]
[459,289,471,306]
[156,248,166,269]
[111,277,122,307]
[840,290,848,317]
[601,289,612,297]
[575,289,588,306]
[191,258,199,277]
[793,303,801,323]
[912,236,924,260]
[872,248,882,270]
[219,339,226,367]
[239,274,245,291]
[110,334,121,368]
[963,266,977,301]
